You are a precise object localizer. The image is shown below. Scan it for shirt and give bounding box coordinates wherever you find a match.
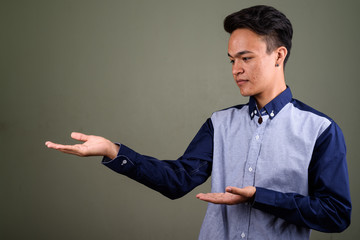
[102,87,351,239]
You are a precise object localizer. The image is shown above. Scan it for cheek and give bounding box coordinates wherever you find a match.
[261,57,276,74]
[248,65,262,82]
[253,61,272,81]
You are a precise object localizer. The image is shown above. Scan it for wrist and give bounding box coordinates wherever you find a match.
[106,141,120,159]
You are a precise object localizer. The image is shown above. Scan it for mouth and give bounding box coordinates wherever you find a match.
[236,79,249,86]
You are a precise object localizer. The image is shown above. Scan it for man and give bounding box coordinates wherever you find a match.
[46,5,351,239]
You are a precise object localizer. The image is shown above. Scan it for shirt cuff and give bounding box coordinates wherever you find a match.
[101,143,137,174]
[252,187,277,208]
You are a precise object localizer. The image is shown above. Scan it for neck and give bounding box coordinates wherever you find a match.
[255,82,286,109]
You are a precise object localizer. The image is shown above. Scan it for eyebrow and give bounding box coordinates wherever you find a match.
[227,50,254,58]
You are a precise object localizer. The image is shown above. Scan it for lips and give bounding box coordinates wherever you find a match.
[236,79,248,85]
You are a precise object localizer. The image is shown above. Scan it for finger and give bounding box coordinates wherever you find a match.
[196,193,212,201]
[57,148,84,156]
[71,132,89,142]
[196,193,205,199]
[45,141,64,149]
[196,193,226,203]
[48,143,86,156]
[46,142,78,151]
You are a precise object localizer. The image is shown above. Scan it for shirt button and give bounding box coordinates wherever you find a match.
[121,160,127,165]
[270,112,275,117]
[254,110,257,114]
[241,232,246,238]
[249,167,253,172]
[255,135,259,140]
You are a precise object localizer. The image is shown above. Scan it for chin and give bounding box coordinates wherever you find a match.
[239,90,252,97]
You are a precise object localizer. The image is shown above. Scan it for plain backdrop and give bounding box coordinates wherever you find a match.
[1,0,359,239]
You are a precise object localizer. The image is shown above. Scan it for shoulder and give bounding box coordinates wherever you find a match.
[211,103,248,119]
[288,98,341,137]
[290,98,332,121]
[212,103,248,115]
[210,103,249,128]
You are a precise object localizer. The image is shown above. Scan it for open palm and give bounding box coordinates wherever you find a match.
[45,132,119,159]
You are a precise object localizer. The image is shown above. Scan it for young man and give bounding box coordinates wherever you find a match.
[46,5,351,239]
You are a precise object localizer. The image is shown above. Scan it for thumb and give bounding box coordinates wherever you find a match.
[226,186,256,198]
[226,186,243,195]
[71,132,89,142]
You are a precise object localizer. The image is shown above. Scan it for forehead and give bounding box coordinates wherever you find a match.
[228,28,267,55]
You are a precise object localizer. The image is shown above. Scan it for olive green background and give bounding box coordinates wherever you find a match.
[1,0,359,239]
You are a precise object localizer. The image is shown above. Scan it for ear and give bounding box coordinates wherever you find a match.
[275,46,288,67]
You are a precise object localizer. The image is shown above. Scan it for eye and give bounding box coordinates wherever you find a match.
[242,57,252,62]
[229,59,235,64]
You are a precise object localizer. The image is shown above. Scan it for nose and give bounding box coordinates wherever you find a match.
[232,60,244,76]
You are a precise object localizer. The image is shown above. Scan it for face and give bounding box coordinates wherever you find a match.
[228,28,282,101]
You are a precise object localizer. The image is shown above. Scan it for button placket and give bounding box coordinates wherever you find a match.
[243,117,269,187]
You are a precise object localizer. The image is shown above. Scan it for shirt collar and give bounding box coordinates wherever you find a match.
[248,86,293,120]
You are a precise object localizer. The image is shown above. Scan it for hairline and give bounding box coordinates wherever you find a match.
[230,27,282,55]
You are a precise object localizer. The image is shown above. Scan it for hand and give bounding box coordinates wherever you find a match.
[196,186,256,205]
[45,132,120,159]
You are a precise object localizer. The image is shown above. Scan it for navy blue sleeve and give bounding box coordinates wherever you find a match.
[101,118,214,199]
[253,122,352,232]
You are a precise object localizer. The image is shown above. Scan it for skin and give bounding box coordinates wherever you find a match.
[45,132,119,159]
[228,28,287,109]
[45,28,288,205]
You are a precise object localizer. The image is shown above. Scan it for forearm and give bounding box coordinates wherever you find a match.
[102,118,214,199]
[102,144,211,199]
[252,187,351,232]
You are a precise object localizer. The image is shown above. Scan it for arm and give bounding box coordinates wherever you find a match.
[252,122,351,232]
[102,118,214,199]
[46,119,214,200]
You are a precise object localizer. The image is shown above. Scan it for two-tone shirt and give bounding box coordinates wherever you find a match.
[102,87,351,239]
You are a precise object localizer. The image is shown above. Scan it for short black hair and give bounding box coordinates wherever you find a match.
[224,5,293,66]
